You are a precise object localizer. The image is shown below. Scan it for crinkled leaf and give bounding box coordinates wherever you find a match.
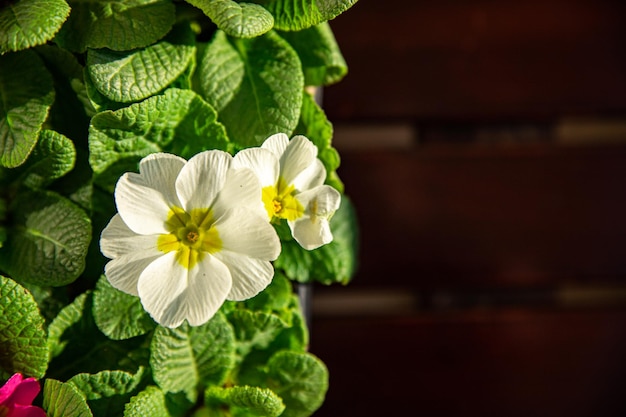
[47,293,148,381]
[88,87,228,190]
[43,379,93,417]
[186,0,273,38]
[0,50,54,168]
[228,309,288,358]
[0,275,48,380]
[196,30,303,147]
[3,190,91,286]
[274,196,357,284]
[69,369,148,417]
[249,0,358,31]
[124,386,171,417]
[0,0,70,54]
[86,24,196,103]
[93,275,156,340]
[279,22,347,86]
[55,0,176,53]
[264,351,328,417]
[205,386,285,417]
[15,130,76,189]
[150,314,235,401]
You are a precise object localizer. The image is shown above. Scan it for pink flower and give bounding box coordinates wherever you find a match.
[0,374,46,417]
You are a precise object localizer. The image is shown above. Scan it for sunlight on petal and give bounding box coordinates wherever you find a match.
[176,150,232,213]
[233,147,279,187]
[105,249,163,296]
[211,168,264,219]
[215,207,281,260]
[290,217,333,250]
[216,251,274,301]
[100,214,160,259]
[261,132,289,157]
[292,158,326,191]
[182,256,232,326]
[280,135,318,185]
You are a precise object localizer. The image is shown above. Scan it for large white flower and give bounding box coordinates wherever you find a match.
[233,133,341,250]
[100,151,281,328]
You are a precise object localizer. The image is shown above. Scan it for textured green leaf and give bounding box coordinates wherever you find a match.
[93,275,156,340]
[0,275,48,380]
[47,293,148,381]
[250,0,358,31]
[294,90,344,192]
[274,196,357,284]
[124,386,171,417]
[196,30,303,147]
[87,24,196,103]
[264,351,328,417]
[55,0,176,53]
[150,314,235,400]
[0,50,54,168]
[205,386,285,417]
[0,0,70,54]
[69,369,147,417]
[44,379,93,417]
[244,273,292,312]
[228,309,288,358]
[279,22,347,86]
[186,0,274,38]
[15,130,76,189]
[4,190,91,286]
[88,87,228,190]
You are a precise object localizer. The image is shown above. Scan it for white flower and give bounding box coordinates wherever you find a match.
[233,133,341,250]
[99,151,281,328]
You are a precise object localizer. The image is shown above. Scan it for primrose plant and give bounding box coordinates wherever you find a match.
[0,1,359,416]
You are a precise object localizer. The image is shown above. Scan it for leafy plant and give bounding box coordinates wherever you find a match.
[0,0,358,416]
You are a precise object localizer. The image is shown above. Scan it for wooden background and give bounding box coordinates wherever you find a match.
[309,1,626,416]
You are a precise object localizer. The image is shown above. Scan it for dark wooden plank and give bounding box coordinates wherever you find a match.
[325,0,626,121]
[338,143,626,288]
[310,309,626,417]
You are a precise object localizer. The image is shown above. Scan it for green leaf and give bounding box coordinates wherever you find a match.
[279,22,347,86]
[88,87,228,190]
[0,50,54,168]
[228,309,288,358]
[47,293,148,381]
[15,130,76,189]
[150,314,235,401]
[205,385,285,417]
[0,0,71,54]
[92,275,156,340]
[196,30,303,147]
[244,273,292,312]
[294,91,344,191]
[250,0,358,31]
[264,351,328,417]
[124,386,171,417]
[4,190,91,286]
[44,379,94,417]
[274,196,358,284]
[69,369,148,417]
[55,0,176,53]
[86,23,196,103]
[0,275,48,380]
[185,0,274,38]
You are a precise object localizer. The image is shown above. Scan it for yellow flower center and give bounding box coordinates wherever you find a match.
[262,177,304,221]
[156,206,222,269]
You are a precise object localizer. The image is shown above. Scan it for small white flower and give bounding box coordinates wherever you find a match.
[234,133,341,250]
[100,151,281,328]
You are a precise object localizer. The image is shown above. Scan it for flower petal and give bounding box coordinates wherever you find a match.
[214,207,281,261]
[261,133,289,157]
[137,252,232,328]
[100,214,160,259]
[292,158,326,191]
[215,251,274,301]
[0,373,23,403]
[211,168,264,219]
[8,376,40,405]
[289,216,333,250]
[11,404,47,417]
[104,247,162,296]
[233,147,279,187]
[297,185,342,217]
[176,150,232,212]
[279,135,318,185]
[115,154,186,235]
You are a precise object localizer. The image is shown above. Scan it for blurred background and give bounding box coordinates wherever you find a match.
[308,1,626,416]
